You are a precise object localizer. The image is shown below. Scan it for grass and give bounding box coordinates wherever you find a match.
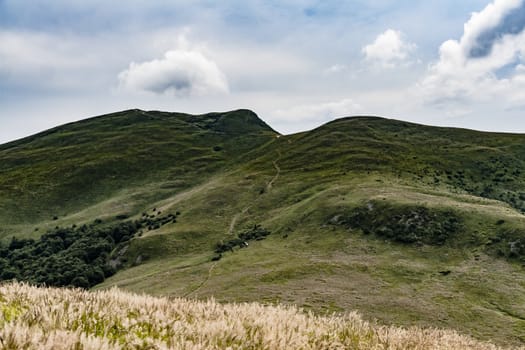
[0,109,276,233]
[0,282,516,349]
[4,110,525,345]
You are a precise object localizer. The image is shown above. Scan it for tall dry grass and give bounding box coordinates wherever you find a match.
[0,282,518,349]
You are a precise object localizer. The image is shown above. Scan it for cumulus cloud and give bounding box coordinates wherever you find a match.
[118,49,229,97]
[362,29,416,68]
[419,0,525,109]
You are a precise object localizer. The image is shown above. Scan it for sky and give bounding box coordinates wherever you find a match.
[2,0,525,143]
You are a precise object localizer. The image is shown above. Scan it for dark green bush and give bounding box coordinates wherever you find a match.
[337,201,461,245]
[486,228,525,261]
[214,225,270,255]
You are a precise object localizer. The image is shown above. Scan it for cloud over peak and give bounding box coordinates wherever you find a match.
[118,49,229,97]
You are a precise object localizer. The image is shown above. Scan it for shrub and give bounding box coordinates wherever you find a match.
[337,201,461,246]
[214,225,270,254]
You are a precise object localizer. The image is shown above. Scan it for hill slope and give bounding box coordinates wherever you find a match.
[1,110,525,346]
[0,109,276,232]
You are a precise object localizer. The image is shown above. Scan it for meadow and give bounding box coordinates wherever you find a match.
[0,282,515,350]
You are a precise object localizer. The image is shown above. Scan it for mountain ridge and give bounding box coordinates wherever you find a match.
[0,108,276,150]
[1,108,525,345]
[8,108,525,152]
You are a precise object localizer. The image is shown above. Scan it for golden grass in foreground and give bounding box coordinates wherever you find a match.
[0,282,518,350]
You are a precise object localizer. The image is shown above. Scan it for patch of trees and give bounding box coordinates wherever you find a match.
[213,225,270,261]
[0,221,137,288]
[140,210,179,231]
[335,201,461,246]
[0,211,180,289]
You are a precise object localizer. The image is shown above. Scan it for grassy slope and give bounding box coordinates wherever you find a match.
[0,109,276,236]
[2,111,525,346]
[0,282,511,350]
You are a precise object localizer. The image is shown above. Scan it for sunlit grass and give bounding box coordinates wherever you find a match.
[0,282,516,349]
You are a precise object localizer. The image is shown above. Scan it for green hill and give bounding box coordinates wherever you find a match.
[1,109,525,346]
[0,109,276,231]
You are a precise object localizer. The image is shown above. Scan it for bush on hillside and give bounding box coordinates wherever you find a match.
[486,226,525,261]
[214,225,270,256]
[335,201,462,245]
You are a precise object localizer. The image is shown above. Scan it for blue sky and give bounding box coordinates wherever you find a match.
[1,0,525,143]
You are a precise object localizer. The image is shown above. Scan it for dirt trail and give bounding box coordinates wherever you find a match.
[190,150,283,296]
[227,150,282,235]
[183,261,218,298]
[227,206,251,235]
[156,176,223,213]
[266,150,282,191]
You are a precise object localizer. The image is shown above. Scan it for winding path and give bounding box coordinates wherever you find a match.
[183,261,218,298]
[227,150,282,235]
[186,150,282,297]
[266,150,282,191]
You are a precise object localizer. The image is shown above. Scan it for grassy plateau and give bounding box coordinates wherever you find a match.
[1,109,525,347]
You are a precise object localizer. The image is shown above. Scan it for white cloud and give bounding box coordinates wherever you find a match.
[118,49,229,97]
[362,29,416,68]
[418,0,525,109]
[461,0,523,57]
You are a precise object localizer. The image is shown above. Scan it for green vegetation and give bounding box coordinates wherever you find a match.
[0,109,275,231]
[0,220,136,288]
[3,109,525,345]
[213,224,270,259]
[0,212,179,288]
[334,201,462,245]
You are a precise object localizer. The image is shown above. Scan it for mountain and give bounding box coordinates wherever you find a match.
[1,109,525,346]
[0,109,275,229]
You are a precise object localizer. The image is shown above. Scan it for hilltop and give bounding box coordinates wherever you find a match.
[0,109,276,228]
[1,109,525,346]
